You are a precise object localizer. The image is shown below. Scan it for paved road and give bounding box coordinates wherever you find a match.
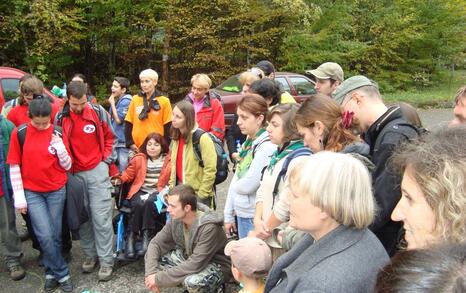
[1,108,454,293]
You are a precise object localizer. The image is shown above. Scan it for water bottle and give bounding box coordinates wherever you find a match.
[62,83,67,97]
[236,139,241,153]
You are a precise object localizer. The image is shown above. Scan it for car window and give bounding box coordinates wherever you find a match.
[1,78,20,102]
[275,77,291,93]
[216,75,241,93]
[289,77,315,95]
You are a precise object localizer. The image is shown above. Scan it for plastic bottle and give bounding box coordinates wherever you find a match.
[62,83,67,97]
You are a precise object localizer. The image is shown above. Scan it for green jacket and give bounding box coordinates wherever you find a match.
[169,128,217,199]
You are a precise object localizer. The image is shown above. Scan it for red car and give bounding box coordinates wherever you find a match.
[210,72,316,129]
[0,67,60,109]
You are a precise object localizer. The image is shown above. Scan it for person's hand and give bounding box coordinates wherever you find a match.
[224,222,237,236]
[108,94,116,105]
[17,207,27,215]
[253,219,272,240]
[50,134,66,154]
[145,274,159,292]
[231,152,240,161]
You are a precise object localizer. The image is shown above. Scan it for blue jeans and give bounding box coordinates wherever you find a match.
[237,217,254,239]
[116,147,129,172]
[25,187,70,281]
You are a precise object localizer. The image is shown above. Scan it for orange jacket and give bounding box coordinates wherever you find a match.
[119,153,170,199]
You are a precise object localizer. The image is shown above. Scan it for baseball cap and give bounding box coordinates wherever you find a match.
[332,75,378,105]
[306,62,344,83]
[224,237,272,277]
[256,60,276,77]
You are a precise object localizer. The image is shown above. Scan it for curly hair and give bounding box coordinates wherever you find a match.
[391,126,466,244]
[294,94,360,152]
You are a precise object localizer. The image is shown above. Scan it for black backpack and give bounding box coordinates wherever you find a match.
[192,129,229,185]
[17,123,63,151]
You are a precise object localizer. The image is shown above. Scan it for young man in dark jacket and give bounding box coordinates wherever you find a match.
[145,184,230,293]
[56,80,117,281]
[333,76,418,256]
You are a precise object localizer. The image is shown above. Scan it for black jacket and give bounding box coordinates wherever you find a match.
[66,173,90,240]
[364,106,418,256]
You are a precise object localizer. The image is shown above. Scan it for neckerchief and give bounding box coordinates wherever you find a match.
[267,140,304,172]
[235,128,266,179]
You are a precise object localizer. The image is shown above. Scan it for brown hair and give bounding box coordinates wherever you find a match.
[168,184,197,211]
[454,85,466,104]
[67,80,88,100]
[268,104,301,142]
[19,76,43,105]
[170,100,196,140]
[295,94,360,152]
[238,94,268,126]
[139,132,168,159]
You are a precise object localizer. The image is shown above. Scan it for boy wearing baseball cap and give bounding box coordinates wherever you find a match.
[225,237,272,293]
[306,62,344,97]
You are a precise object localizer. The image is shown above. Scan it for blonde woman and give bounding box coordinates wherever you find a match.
[265,152,389,293]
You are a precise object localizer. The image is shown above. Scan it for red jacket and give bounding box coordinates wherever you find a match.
[118,153,171,199]
[55,103,116,173]
[186,93,225,140]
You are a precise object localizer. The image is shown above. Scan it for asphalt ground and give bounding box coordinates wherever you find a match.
[1,108,454,293]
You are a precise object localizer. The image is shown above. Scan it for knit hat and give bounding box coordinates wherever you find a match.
[224,237,272,277]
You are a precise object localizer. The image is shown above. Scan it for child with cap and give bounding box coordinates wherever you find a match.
[224,237,272,293]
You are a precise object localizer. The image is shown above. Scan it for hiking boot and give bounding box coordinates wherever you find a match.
[98,265,113,281]
[125,232,136,259]
[44,278,59,292]
[81,257,97,273]
[59,278,74,293]
[138,229,153,257]
[8,264,26,281]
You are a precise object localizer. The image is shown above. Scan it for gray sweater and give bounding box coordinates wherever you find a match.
[265,225,389,293]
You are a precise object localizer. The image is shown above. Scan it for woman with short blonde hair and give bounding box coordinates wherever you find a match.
[264,152,388,293]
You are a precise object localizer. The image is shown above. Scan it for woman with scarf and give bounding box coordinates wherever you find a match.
[251,104,306,258]
[224,94,276,239]
[124,69,172,151]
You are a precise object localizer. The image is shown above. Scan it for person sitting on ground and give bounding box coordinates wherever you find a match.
[224,94,276,239]
[224,237,272,293]
[144,184,231,293]
[251,104,306,259]
[125,69,172,151]
[390,126,466,250]
[305,62,344,97]
[264,152,389,293]
[169,100,217,208]
[0,114,25,281]
[185,73,225,141]
[375,242,466,293]
[7,98,73,292]
[449,85,466,126]
[114,132,171,258]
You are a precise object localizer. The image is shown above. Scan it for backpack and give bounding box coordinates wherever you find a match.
[17,123,63,152]
[192,128,229,185]
[270,147,312,205]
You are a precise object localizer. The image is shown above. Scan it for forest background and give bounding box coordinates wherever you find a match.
[1,0,465,104]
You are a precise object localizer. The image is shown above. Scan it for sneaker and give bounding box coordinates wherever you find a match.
[8,264,26,281]
[98,266,113,281]
[81,257,97,273]
[59,279,73,293]
[44,278,59,292]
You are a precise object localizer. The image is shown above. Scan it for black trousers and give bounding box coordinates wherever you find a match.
[129,191,165,234]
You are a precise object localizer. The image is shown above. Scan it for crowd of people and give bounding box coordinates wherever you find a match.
[0,60,465,293]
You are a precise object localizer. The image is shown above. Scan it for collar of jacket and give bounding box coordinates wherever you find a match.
[363,105,403,146]
[186,92,212,108]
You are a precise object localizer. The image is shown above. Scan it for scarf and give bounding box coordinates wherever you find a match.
[267,140,304,172]
[235,128,266,179]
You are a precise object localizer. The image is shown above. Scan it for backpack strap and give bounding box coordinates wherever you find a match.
[192,128,206,168]
[272,148,312,204]
[17,124,63,152]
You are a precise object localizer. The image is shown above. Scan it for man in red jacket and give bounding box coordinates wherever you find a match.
[185,74,225,141]
[56,81,116,281]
